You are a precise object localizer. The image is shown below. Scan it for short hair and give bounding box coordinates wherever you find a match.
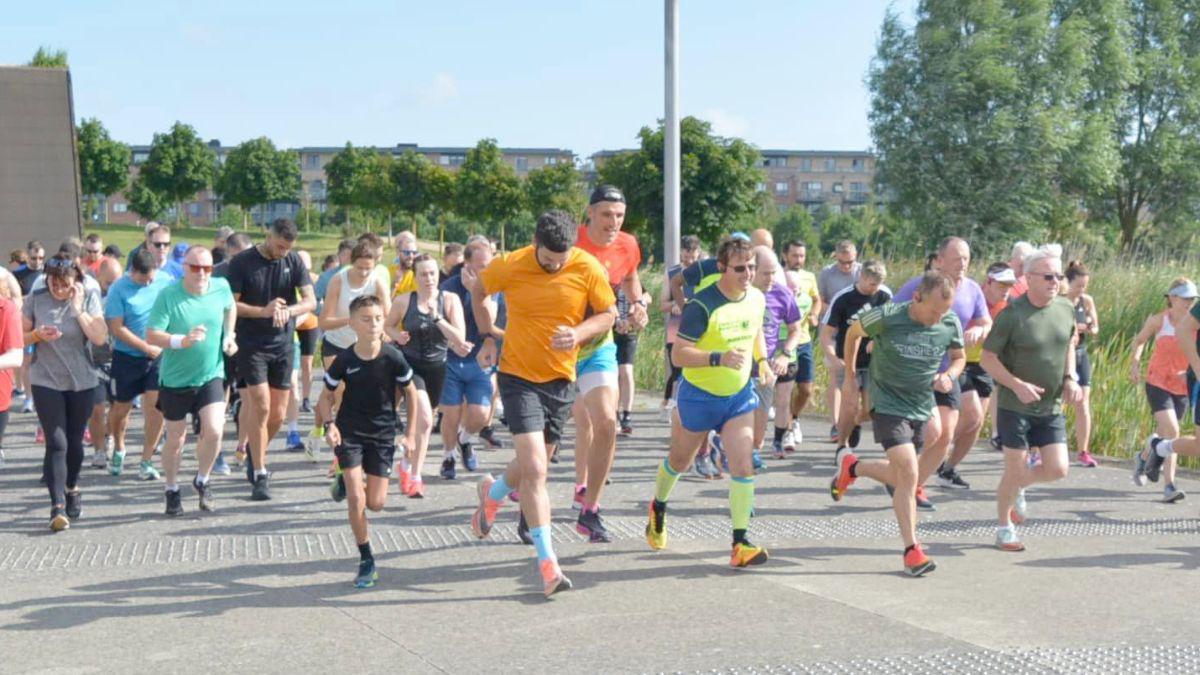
[784,239,807,254]
[357,232,383,249]
[1011,241,1034,259]
[58,241,82,260]
[534,210,578,253]
[337,238,357,254]
[184,245,212,261]
[103,244,122,258]
[214,226,235,240]
[681,235,702,252]
[443,242,464,258]
[349,294,383,314]
[60,236,82,250]
[937,236,968,255]
[394,230,416,245]
[860,260,887,281]
[26,240,44,253]
[322,254,337,270]
[986,261,1012,277]
[915,271,955,300]
[716,237,753,267]
[143,221,161,236]
[84,233,102,245]
[149,225,171,239]
[466,234,490,248]
[9,249,27,264]
[226,233,252,252]
[130,248,157,275]
[350,242,377,262]
[269,218,298,242]
[464,239,489,262]
[1066,259,1090,282]
[835,240,857,255]
[1023,243,1062,273]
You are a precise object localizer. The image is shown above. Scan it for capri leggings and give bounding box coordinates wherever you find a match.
[33,386,95,506]
[664,344,683,401]
[0,410,8,447]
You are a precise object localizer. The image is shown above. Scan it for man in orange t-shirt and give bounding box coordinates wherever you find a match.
[466,210,616,597]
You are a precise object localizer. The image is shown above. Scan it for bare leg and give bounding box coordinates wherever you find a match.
[1074,386,1092,456]
[853,443,920,548]
[946,391,984,468]
[141,390,164,462]
[996,443,1070,526]
[194,401,225,478]
[572,396,592,487]
[161,419,189,487]
[917,406,955,485]
[410,391,434,480]
[581,385,618,506]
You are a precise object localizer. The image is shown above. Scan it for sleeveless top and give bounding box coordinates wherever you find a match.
[324,267,379,349]
[401,290,448,363]
[1073,297,1091,347]
[1147,312,1190,395]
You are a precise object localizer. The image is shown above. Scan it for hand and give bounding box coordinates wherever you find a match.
[460,265,478,289]
[757,361,777,386]
[550,325,579,351]
[771,354,790,377]
[1011,378,1045,405]
[719,350,746,370]
[143,344,163,359]
[272,305,290,328]
[670,304,682,317]
[1129,363,1143,384]
[614,319,629,335]
[1063,379,1083,405]
[809,314,820,328]
[223,336,238,357]
[35,325,61,342]
[933,372,953,393]
[394,330,411,346]
[963,326,986,347]
[68,283,85,313]
[628,302,649,331]
[325,423,341,449]
[261,298,286,319]
[477,338,498,368]
[404,433,417,455]
[451,339,474,358]
[183,325,207,348]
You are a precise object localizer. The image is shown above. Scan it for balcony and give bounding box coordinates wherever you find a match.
[797,190,824,203]
[845,191,869,203]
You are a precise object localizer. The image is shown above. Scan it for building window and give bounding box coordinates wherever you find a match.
[800,158,812,172]
[825,158,837,172]
[852,158,865,172]
[439,155,450,166]
[515,156,528,171]
[132,152,149,164]
[447,154,465,166]
[310,180,326,199]
[113,203,128,213]
[805,181,822,191]
[761,156,788,168]
[850,182,864,192]
[832,182,844,193]
[546,156,558,165]
[307,154,321,169]
[775,182,789,195]
[756,182,766,192]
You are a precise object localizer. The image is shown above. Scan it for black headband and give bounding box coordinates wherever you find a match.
[589,185,625,205]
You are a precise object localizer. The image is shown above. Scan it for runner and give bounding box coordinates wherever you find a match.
[82,234,106,277]
[644,236,773,568]
[749,246,802,462]
[104,248,172,479]
[321,295,418,588]
[390,231,419,297]
[0,284,22,470]
[936,262,1015,489]
[782,239,821,452]
[818,240,862,441]
[1006,241,1034,299]
[145,246,237,515]
[23,253,109,531]
[660,235,701,420]
[385,254,467,498]
[95,244,125,295]
[16,240,45,413]
[1130,278,1197,500]
[214,232,250,473]
[227,218,316,501]
[979,244,1082,552]
[892,237,991,510]
[829,272,964,576]
[1064,260,1100,467]
[570,185,648,540]
[294,249,320,414]
[467,210,616,598]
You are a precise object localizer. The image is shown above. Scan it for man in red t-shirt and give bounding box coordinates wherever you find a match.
[567,185,648,542]
[0,295,25,465]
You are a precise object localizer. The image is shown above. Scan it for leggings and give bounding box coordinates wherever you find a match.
[0,410,8,447]
[33,385,94,506]
[663,344,683,401]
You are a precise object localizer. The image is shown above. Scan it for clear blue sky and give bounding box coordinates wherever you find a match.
[4,1,916,158]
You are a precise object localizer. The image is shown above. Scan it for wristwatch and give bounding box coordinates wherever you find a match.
[1063,372,1079,383]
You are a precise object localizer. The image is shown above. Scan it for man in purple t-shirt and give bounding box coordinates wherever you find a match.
[752,247,804,462]
[891,237,991,510]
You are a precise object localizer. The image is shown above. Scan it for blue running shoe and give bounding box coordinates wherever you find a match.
[212,452,231,476]
[461,442,478,472]
[354,559,378,588]
[751,450,763,471]
[286,431,304,453]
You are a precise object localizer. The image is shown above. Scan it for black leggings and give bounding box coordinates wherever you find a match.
[33,386,94,506]
[663,344,683,401]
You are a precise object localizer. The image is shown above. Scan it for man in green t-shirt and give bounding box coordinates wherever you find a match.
[829,272,964,577]
[146,246,238,516]
[980,245,1081,553]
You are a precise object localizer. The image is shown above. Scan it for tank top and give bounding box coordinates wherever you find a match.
[324,267,378,349]
[401,291,448,363]
[1073,296,1091,347]
[1147,312,1190,395]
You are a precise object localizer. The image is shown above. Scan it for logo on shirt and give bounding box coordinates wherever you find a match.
[346,367,361,375]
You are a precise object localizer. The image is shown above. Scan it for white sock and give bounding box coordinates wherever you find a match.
[256,469,269,478]
[195,473,210,485]
[1157,439,1175,458]
[288,420,299,434]
[166,484,179,493]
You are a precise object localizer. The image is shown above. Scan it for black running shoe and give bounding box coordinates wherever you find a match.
[619,413,633,436]
[576,508,613,543]
[848,425,862,449]
[936,465,970,490]
[165,489,183,516]
[479,425,503,449]
[1145,437,1166,483]
[461,442,478,471]
[440,456,457,480]
[193,477,214,511]
[251,474,272,501]
[329,473,346,502]
[517,511,533,545]
[245,450,256,484]
[549,447,560,464]
[65,490,82,519]
[300,398,312,413]
[354,558,377,588]
[989,435,1002,452]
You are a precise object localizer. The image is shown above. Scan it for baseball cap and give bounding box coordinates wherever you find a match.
[986,262,1017,284]
[1168,280,1199,299]
[588,185,626,205]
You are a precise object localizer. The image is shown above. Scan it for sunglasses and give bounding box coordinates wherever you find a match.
[731,264,758,273]
[151,241,172,249]
[1040,273,1065,282]
[400,249,419,257]
[45,257,76,271]
[85,248,102,255]
[187,263,213,274]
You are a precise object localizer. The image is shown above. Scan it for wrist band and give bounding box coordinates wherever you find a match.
[169,334,185,349]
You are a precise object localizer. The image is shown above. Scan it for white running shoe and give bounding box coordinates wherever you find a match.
[782,430,796,453]
[304,438,321,463]
[91,449,107,469]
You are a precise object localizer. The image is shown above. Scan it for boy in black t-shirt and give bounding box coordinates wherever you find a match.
[319,295,417,588]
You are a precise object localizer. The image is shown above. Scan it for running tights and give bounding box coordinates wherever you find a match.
[33,386,93,506]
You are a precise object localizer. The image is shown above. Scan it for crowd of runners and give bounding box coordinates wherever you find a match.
[1,184,1195,595]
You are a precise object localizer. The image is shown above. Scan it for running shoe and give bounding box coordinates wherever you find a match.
[1026,450,1042,468]
[772,439,786,460]
[576,507,613,543]
[1144,436,1166,483]
[479,425,503,449]
[915,486,936,511]
[936,464,970,489]
[355,558,378,588]
[708,436,724,479]
[829,424,838,442]
[49,507,69,532]
[471,474,501,538]
[903,544,937,576]
[517,511,533,545]
[194,477,214,511]
[138,460,160,481]
[995,525,1025,552]
[65,490,81,519]
[108,450,125,477]
[1077,451,1098,468]
[83,427,92,446]
[165,489,183,516]
[440,456,457,480]
[304,437,321,463]
[1133,445,1149,486]
[212,451,232,476]
[693,453,715,479]
[1163,484,1186,503]
[330,471,347,503]
[848,424,862,449]
[548,446,560,464]
[619,414,634,437]
[35,426,44,443]
[244,450,256,484]
[300,398,312,413]
[572,485,586,511]
[782,429,797,453]
[21,396,34,414]
[461,442,478,472]
[829,448,857,501]
[540,558,572,598]
[251,474,272,501]
[286,430,305,453]
[788,420,802,451]
[751,449,763,471]
[1010,488,1028,524]
[399,464,412,494]
[645,499,667,550]
[90,448,107,469]
[989,434,1002,452]
[406,480,425,498]
[132,394,142,410]
[730,540,769,568]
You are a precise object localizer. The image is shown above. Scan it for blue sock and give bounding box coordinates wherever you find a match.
[487,474,512,502]
[529,525,555,562]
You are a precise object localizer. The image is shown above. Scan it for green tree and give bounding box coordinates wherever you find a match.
[426,164,457,247]
[127,175,167,222]
[325,143,380,230]
[76,118,130,223]
[768,205,818,252]
[525,162,586,218]
[597,116,765,254]
[389,150,438,237]
[455,139,524,248]
[139,122,216,225]
[215,137,300,227]
[212,205,248,230]
[28,47,68,68]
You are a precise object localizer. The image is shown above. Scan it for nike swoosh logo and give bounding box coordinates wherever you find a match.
[346,367,361,374]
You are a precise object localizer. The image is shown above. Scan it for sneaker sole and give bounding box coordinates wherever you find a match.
[1164,491,1187,504]
[575,523,612,543]
[731,550,769,568]
[905,560,937,576]
[471,479,493,539]
[935,477,970,490]
[355,571,379,589]
[997,541,1026,552]
[543,575,572,598]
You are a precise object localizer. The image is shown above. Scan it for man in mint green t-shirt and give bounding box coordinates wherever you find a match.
[146,246,237,517]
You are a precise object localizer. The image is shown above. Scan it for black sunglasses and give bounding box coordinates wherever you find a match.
[151,241,172,249]
[1040,273,1065,282]
[731,264,757,273]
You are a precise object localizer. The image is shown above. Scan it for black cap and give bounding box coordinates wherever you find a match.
[589,184,626,205]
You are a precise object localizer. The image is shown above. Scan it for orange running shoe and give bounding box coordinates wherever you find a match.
[903,543,936,577]
[406,480,425,498]
[829,448,858,502]
[540,558,572,598]
[399,465,412,494]
[471,474,502,539]
[730,541,769,568]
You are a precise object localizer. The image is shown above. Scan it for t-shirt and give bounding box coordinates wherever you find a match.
[965,296,1009,362]
[893,275,987,370]
[104,273,175,356]
[314,265,339,305]
[762,282,801,357]
[575,227,641,359]
[324,343,414,442]
[1009,276,1029,299]
[789,269,820,346]
[983,294,1075,416]
[226,246,311,348]
[14,266,41,296]
[681,258,722,294]
[440,272,507,362]
[677,284,766,397]
[859,302,964,422]
[824,284,893,368]
[23,286,103,392]
[665,265,685,344]
[818,261,862,304]
[0,298,23,410]
[391,268,415,297]
[478,246,615,383]
[212,259,231,279]
[147,278,235,388]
